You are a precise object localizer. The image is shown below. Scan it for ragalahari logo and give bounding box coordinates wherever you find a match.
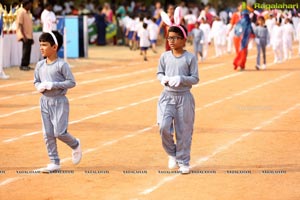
[253,2,299,10]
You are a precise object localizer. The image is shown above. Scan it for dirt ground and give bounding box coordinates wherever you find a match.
[0,40,299,200]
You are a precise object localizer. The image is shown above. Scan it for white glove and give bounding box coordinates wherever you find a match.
[168,76,181,87]
[37,83,46,93]
[200,40,204,44]
[44,82,53,90]
[161,76,169,86]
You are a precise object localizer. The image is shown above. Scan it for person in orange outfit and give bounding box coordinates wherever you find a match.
[228,2,242,54]
[233,8,254,71]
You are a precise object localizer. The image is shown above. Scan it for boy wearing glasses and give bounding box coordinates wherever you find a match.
[34,31,82,172]
[157,25,199,174]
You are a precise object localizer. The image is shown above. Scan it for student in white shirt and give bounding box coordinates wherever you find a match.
[138,23,150,61]
[41,3,57,32]
[148,17,159,53]
[211,16,227,57]
[199,17,211,59]
[271,18,284,63]
[265,14,276,47]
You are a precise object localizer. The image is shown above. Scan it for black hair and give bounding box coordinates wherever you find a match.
[22,0,33,6]
[143,23,148,29]
[39,31,63,51]
[277,17,282,24]
[139,15,144,21]
[168,25,187,38]
[44,3,53,8]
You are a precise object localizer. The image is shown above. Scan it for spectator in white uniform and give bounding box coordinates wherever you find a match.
[41,3,57,32]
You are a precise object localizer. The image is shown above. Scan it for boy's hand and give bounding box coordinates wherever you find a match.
[37,83,46,93]
[161,76,169,86]
[44,82,54,90]
[168,76,181,87]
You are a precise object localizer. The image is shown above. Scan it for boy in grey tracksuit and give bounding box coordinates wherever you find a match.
[254,16,269,70]
[34,31,82,172]
[157,25,199,174]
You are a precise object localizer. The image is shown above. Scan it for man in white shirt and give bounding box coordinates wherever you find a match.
[41,3,57,32]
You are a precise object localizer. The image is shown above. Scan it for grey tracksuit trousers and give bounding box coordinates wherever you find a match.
[157,90,195,166]
[40,95,78,165]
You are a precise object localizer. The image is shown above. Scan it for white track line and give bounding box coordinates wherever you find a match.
[0,68,154,102]
[0,177,22,187]
[195,72,294,111]
[139,103,300,195]
[59,125,157,163]
[0,79,156,118]
[0,67,117,89]
[72,79,155,100]
[0,67,122,101]
[2,96,158,143]
[195,73,241,87]
[78,68,154,85]
[69,96,158,124]
[0,80,32,88]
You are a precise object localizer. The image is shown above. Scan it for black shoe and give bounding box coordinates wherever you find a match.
[20,66,32,71]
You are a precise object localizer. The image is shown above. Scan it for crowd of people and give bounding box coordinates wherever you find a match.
[44,0,300,67]
[107,1,300,68]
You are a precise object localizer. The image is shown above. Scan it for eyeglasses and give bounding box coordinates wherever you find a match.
[167,36,183,41]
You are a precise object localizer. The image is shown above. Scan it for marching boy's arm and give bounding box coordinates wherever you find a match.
[52,63,76,89]
[180,57,199,86]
